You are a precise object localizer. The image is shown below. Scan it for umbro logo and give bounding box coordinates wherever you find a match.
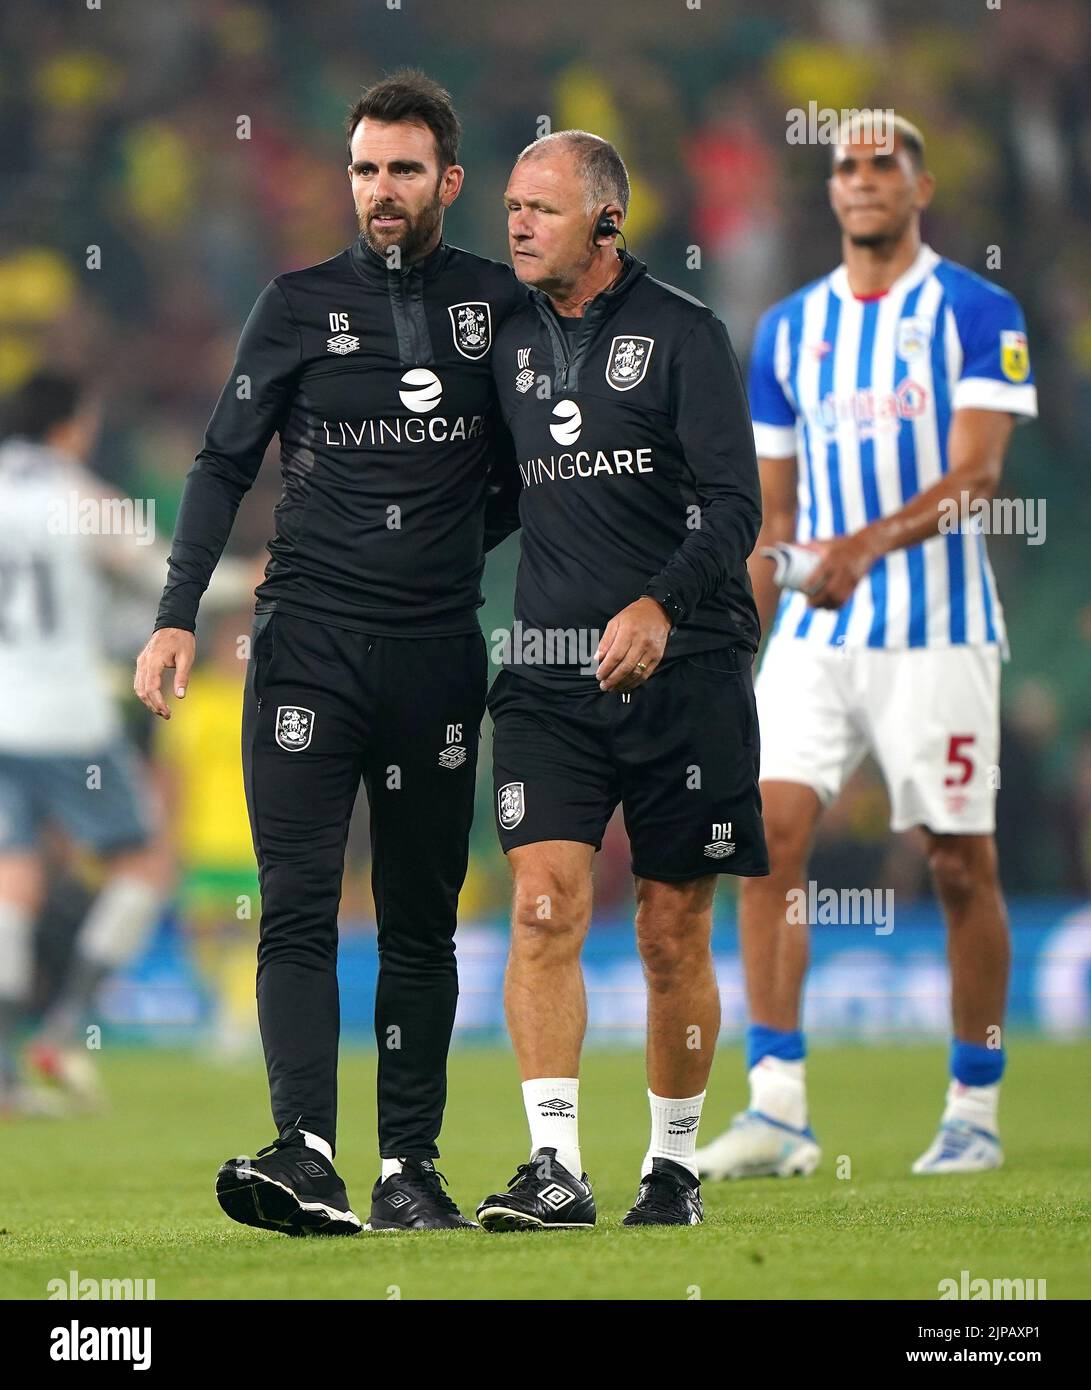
[538,1183,574,1210]
[297,1159,326,1177]
[538,1098,574,1113]
[327,333,360,355]
[668,1116,701,1134]
[704,821,735,858]
[438,745,467,769]
[386,1192,411,1209]
[515,347,534,393]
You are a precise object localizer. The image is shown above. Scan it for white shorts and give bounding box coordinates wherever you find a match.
[755,638,1001,834]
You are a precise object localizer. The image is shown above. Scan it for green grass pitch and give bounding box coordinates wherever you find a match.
[2,1041,1087,1300]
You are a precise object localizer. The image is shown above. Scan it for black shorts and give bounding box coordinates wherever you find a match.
[488,648,769,881]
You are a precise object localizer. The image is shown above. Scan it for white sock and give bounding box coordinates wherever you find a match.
[380,1157,405,1179]
[78,874,161,969]
[301,1131,333,1162]
[642,1089,706,1179]
[522,1077,581,1176]
[942,1079,1000,1136]
[749,1056,808,1130]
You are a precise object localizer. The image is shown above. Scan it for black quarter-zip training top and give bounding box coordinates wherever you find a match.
[154,236,526,637]
[492,252,762,687]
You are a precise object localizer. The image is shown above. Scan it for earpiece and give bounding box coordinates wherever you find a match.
[594,213,619,243]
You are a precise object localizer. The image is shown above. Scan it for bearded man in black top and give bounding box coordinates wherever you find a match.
[135,71,524,1235]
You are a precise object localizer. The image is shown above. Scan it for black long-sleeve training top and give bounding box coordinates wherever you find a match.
[154,236,526,637]
[491,251,762,686]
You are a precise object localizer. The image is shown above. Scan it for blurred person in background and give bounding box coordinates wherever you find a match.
[696,113,1038,1182]
[0,372,168,1113]
[686,82,786,349]
[156,609,264,1060]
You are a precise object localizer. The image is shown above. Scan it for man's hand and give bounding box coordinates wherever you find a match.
[595,596,671,692]
[134,628,196,720]
[803,530,882,609]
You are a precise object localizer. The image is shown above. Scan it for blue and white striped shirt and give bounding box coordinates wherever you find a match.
[749,245,1037,651]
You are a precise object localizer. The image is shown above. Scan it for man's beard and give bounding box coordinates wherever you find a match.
[358,186,444,265]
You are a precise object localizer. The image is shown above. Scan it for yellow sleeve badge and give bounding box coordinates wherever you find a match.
[1000,330,1030,383]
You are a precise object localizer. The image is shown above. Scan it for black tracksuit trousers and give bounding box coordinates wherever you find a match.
[241,609,486,1158]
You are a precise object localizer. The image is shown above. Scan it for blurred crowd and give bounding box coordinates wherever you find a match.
[2,0,1089,957]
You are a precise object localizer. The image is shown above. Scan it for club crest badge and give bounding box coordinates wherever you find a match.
[896,316,931,361]
[275,705,314,752]
[449,302,492,359]
[606,335,653,391]
[498,781,525,830]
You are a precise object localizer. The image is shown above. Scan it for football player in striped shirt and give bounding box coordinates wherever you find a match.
[695,113,1037,1179]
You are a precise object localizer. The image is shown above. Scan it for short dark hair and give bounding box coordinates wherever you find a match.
[2,370,83,442]
[345,69,461,170]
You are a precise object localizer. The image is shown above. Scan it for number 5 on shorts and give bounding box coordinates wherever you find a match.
[945,734,976,787]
